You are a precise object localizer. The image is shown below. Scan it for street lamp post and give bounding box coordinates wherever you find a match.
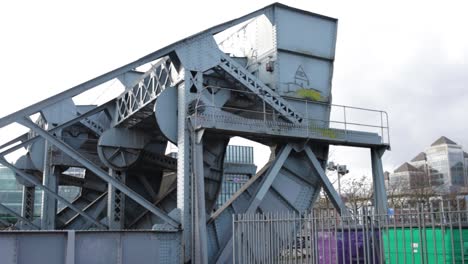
[327,162,349,196]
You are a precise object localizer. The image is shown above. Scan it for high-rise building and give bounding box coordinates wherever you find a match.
[216,145,257,208]
[0,167,42,220]
[0,166,82,223]
[390,136,468,194]
[389,162,428,193]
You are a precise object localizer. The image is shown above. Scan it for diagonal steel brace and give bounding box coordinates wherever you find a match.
[0,158,107,229]
[19,117,180,228]
[304,146,350,216]
[0,202,40,230]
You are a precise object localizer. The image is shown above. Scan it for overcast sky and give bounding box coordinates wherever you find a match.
[0,0,467,179]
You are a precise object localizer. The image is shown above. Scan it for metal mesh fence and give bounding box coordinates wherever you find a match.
[233,201,468,263]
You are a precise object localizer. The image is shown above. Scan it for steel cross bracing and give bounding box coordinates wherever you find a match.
[18,117,180,228]
[208,143,342,263]
[0,157,107,229]
[115,57,178,127]
[218,53,304,124]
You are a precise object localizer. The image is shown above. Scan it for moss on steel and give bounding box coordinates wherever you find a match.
[296,88,322,101]
[308,122,337,139]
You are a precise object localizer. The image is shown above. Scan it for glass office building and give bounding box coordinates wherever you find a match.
[216,145,257,208]
[391,136,468,194]
[0,166,82,222]
[0,167,42,220]
[425,136,466,192]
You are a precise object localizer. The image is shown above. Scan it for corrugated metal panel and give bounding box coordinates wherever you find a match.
[224,145,254,164]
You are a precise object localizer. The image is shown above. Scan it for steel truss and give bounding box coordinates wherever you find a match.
[0,3,390,264]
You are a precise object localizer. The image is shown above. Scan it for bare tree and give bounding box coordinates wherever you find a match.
[386,176,409,208]
[340,175,373,214]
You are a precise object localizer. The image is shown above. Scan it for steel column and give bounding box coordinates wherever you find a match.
[192,134,209,263]
[176,79,192,262]
[108,169,126,229]
[19,117,179,228]
[371,147,388,215]
[41,142,58,229]
[65,230,75,264]
[21,185,35,229]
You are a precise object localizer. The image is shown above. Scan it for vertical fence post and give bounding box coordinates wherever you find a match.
[232,206,468,264]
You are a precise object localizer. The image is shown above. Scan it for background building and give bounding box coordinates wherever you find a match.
[216,145,257,208]
[0,167,83,224]
[390,136,468,195]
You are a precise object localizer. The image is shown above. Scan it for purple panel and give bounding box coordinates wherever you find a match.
[337,229,381,264]
[317,231,337,264]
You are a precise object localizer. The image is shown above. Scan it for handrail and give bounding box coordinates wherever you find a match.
[192,86,390,145]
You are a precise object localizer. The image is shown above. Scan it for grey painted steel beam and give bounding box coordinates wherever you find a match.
[0,158,107,229]
[21,186,35,229]
[0,230,182,264]
[371,147,388,215]
[0,3,274,130]
[192,137,208,263]
[0,101,112,157]
[246,144,292,213]
[216,144,292,264]
[0,202,40,230]
[108,170,126,229]
[41,142,58,230]
[0,132,28,150]
[177,80,192,262]
[65,231,75,264]
[19,117,179,228]
[304,146,350,216]
[136,174,158,201]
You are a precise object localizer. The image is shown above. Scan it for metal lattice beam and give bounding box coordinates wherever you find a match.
[115,57,177,127]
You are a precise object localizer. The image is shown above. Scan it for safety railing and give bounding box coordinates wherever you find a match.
[192,87,390,146]
[233,201,468,263]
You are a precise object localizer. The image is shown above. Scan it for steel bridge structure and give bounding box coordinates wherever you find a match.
[0,3,389,263]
